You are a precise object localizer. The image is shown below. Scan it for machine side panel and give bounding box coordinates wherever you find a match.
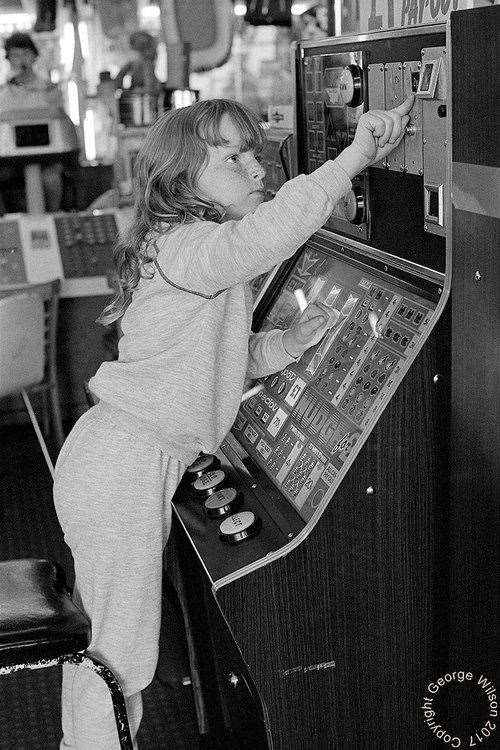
[448,6,500,678]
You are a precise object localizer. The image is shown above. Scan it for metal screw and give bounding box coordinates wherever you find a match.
[423,138,427,144]
[228,672,239,687]
[182,676,192,686]
[288,532,294,539]
[474,270,482,281]
[433,374,442,384]
[424,224,428,231]
[366,486,375,495]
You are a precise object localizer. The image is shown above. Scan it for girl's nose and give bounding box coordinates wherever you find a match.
[247,158,266,181]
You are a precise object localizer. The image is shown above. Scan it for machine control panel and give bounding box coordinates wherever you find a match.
[54,212,121,279]
[183,455,263,547]
[0,208,132,296]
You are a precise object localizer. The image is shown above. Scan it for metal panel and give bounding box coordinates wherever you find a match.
[384,62,404,171]
[367,63,386,169]
[402,61,423,175]
[422,46,447,237]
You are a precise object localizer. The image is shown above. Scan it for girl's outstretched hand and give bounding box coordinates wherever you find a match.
[283,302,340,358]
[353,94,415,164]
[335,94,415,178]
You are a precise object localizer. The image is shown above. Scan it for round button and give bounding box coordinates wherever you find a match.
[219,511,261,544]
[186,454,221,479]
[204,488,241,518]
[192,469,226,498]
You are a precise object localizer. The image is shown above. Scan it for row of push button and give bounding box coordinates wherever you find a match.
[186,455,261,544]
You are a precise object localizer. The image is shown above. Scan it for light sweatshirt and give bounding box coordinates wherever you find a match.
[89,161,352,464]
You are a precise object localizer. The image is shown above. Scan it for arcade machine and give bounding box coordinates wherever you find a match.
[167,7,499,750]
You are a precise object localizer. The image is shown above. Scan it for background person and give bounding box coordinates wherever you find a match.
[0,31,66,212]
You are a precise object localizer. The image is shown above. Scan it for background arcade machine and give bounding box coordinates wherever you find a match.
[166,7,499,750]
[0,206,132,422]
[246,103,295,305]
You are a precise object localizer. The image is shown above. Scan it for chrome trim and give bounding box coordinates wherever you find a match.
[446,19,453,292]
[298,23,446,51]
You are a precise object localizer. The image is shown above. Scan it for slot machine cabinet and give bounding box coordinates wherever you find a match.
[165,10,498,749]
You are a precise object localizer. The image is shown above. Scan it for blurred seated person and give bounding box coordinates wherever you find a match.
[0,32,70,212]
[114,30,160,93]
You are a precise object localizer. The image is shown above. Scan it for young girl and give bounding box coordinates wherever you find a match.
[53,95,413,749]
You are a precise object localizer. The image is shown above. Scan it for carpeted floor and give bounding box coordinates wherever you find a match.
[0,422,202,750]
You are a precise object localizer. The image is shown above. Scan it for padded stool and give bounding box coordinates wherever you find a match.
[0,558,133,749]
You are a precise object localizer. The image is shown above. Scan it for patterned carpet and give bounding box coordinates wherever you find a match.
[0,423,201,750]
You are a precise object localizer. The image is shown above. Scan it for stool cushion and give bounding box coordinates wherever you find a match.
[0,559,90,667]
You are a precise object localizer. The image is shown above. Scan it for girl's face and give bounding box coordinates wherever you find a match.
[196,113,266,221]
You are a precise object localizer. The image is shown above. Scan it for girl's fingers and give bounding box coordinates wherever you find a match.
[388,115,402,144]
[376,111,397,147]
[393,94,415,117]
[300,315,327,334]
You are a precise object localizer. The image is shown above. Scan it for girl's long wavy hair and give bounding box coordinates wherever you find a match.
[98,98,266,325]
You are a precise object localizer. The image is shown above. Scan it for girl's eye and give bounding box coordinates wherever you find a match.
[225,155,239,164]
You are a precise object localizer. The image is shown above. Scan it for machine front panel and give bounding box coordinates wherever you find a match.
[233,239,436,522]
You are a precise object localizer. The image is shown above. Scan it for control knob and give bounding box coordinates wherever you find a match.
[204,487,242,518]
[186,453,221,480]
[219,510,261,544]
[339,65,363,107]
[333,186,366,224]
[192,469,226,498]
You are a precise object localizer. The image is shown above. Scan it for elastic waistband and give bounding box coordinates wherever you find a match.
[92,401,198,465]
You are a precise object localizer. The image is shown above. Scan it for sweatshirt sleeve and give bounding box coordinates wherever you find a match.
[247,329,299,379]
[154,162,351,295]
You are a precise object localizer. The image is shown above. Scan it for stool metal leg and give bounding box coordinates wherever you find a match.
[67,652,133,750]
[0,652,133,750]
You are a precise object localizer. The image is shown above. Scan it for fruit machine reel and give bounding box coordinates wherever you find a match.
[166,10,498,750]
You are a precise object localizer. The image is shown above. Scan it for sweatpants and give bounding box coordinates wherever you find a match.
[53,402,186,749]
